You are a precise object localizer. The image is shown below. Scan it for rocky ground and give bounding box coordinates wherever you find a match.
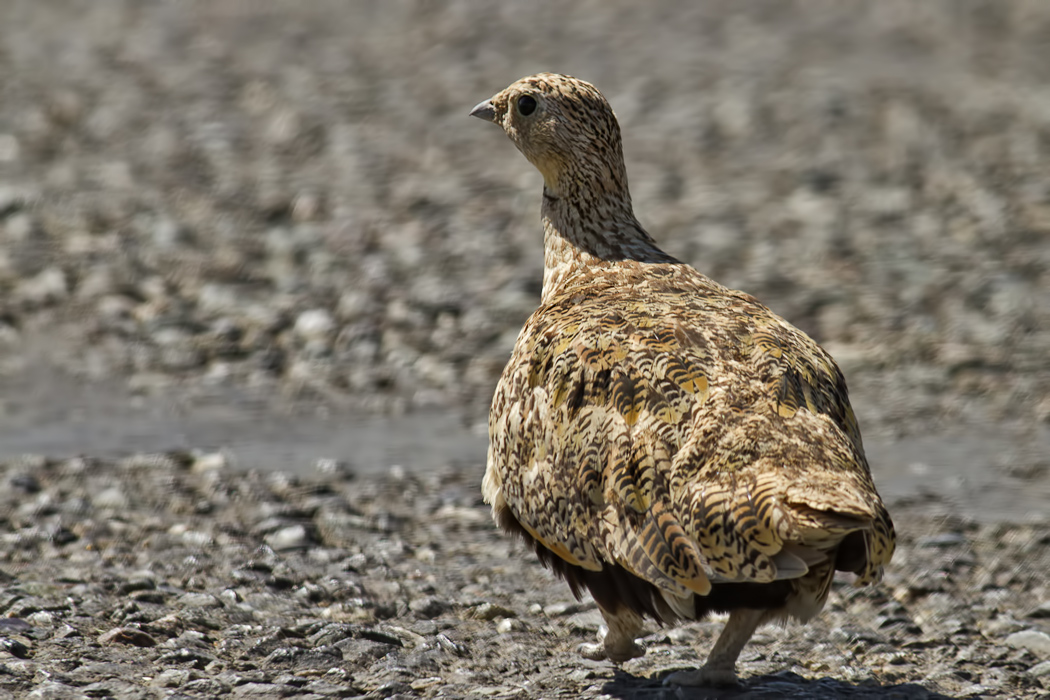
[0,454,1048,699]
[1,1,1050,698]
[2,0,1049,434]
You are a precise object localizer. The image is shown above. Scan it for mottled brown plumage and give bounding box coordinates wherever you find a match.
[471,73,895,687]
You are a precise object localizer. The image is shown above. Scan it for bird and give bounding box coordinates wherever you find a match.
[471,73,895,688]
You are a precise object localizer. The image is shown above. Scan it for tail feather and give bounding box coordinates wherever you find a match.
[676,458,885,586]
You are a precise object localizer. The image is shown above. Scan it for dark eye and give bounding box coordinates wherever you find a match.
[517,94,537,116]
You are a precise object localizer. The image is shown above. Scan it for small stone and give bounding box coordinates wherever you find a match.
[117,573,156,595]
[130,590,167,605]
[1005,630,1050,657]
[185,678,233,694]
[150,668,199,687]
[543,601,586,617]
[434,504,486,524]
[180,530,214,547]
[26,682,83,699]
[916,533,966,548]
[54,625,79,639]
[980,616,1025,638]
[566,610,604,633]
[2,638,29,658]
[230,681,282,696]
[294,309,335,341]
[8,473,41,493]
[219,588,241,606]
[410,677,444,691]
[0,134,21,163]
[315,458,354,478]
[409,596,450,619]
[295,583,327,602]
[0,184,28,213]
[0,618,33,634]
[436,633,468,656]
[192,452,229,472]
[26,611,53,627]
[1028,660,1050,677]
[264,524,311,551]
[98,627,158,647]
[470,602,516,621]
[151,216,191,250]
[197,284,242,315]
[17,267,69,306]
[338,290,374,321]
[92,486,129,510]
[176,593,223,609]
[496,618,520,634]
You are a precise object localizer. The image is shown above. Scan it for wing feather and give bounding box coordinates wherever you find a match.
[486,275,895,604]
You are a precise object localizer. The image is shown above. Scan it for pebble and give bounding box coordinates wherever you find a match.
[315,458,354,478]
[2,638,29,658]
[150,668,199,687]
[191,452,229,472]
[98,627,158,647]
[408,596,450,619]
[26,682,83,699]
[264,524,311,550]
[0,618,32,636]
[231,682,283,697]
[26,611,53,627]
[176,593,223,609]
[293,309,336,341]
[496,618,520,634]
[1005,630,1050,657]
[543,601,588,617]
[470,602,516,621]
[91,486,129,510]
[916,532,967,548]
[180,530,214,547]
[435,633,469,656]
[16,267,68,306]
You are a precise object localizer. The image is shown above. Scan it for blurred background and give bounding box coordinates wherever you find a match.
[0,1,1047,512]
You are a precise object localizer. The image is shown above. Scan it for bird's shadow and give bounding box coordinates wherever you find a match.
[602,668,959,699]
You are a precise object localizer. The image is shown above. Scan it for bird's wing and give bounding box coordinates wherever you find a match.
[486,276,894,595]
[487,298,716,597]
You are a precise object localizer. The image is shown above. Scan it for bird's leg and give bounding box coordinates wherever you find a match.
[664,607,767,687]
[578,605,645,663]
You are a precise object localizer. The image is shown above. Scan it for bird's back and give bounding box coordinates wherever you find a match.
[485,260,894,621]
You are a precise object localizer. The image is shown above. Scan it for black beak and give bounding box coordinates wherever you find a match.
[469,99,497,123]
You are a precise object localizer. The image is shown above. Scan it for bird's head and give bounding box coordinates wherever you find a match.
[470,73,629,202]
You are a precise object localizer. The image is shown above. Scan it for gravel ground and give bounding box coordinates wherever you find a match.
[3,0,1050,433]
[1,455,1048,699]
[2,1,1050,698]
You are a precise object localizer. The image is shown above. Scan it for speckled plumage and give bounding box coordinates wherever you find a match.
[472,73,895,687]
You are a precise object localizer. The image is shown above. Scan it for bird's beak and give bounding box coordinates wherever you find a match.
[469,99,497,123]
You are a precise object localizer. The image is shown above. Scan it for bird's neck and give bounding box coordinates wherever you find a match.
[540,186,678,302]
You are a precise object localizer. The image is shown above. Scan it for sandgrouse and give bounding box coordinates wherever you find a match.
[471,73,894,687]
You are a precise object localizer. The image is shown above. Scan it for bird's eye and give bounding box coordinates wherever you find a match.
[517,94,537,116]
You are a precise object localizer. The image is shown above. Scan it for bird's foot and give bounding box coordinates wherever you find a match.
[662,666,739,688]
